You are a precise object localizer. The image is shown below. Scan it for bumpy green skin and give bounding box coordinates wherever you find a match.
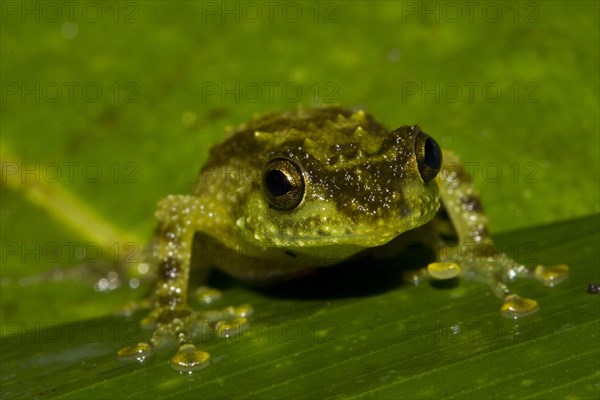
[120,106,568,372]
[193,107,439,280]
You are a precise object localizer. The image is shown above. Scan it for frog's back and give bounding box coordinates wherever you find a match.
[204,106,388,166]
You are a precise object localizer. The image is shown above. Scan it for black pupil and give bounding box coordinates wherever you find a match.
[265,170,292,197]
[424,137,441,170]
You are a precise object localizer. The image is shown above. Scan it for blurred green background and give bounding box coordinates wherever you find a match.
[1,1,599,399]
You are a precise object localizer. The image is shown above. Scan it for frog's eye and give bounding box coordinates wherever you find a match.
[263,158,305,211]
[414,130,442,183]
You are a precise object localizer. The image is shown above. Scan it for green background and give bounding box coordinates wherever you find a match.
[1,1,599,399]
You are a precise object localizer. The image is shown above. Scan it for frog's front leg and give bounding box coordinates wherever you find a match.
[118,195,249,372]
[430,151,569,318]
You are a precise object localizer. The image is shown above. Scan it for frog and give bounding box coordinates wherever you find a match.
[118,106,569,372]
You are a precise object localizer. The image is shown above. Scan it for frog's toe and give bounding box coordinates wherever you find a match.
[200,303,253,322]
[118,342,152,363]
[427,262,462,280]
[170,343,211,372]
[195,286,223,304]
[534,264,569,287]
[500,294,539,319]
[215,317,250,339]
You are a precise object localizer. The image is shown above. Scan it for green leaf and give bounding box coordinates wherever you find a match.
[1,1,599,399]
[1,215,599,399]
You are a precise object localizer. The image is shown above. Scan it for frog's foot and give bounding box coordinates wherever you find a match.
[496,260,568,318]
[408,252,569,319]
[118,303,253,372]
[118,306,211,372]
[483,254,569,291]
[169,304,253,370]
[119,339,211,372]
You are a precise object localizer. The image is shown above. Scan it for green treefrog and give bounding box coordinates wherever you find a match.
[118,106,568,372]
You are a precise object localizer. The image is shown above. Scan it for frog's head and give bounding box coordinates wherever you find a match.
[232,107,442,263]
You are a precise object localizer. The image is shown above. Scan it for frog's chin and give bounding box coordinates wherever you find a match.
[259,229,411,267]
